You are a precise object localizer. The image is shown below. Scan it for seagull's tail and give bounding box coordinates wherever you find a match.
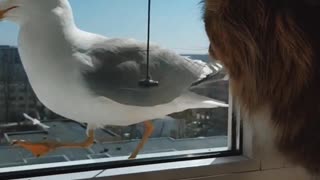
[174,91,228,111]
[189,63,228,88]
[182,56,218,79]
[185,60,229,106]
[182,56,227,88]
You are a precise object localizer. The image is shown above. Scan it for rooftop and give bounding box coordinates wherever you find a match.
[0,119,227,168]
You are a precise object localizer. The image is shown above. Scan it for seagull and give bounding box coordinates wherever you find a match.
[0,0,228,159]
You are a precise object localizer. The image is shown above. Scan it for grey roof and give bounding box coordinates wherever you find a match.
[0,119,227,168]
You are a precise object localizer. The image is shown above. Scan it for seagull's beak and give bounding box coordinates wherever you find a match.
[0,6,18,20]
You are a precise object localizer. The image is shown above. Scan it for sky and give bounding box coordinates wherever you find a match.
[0,0,209,54]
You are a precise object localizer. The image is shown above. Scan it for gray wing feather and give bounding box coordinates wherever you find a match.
[81,38,207,106]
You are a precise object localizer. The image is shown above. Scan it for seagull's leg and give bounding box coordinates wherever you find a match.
[129,121,154,159]
[12,129,95,157]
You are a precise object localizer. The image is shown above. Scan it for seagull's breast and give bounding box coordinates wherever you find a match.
[17,24,101,122]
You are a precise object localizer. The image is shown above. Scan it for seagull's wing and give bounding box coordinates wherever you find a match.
[78,38,214,106]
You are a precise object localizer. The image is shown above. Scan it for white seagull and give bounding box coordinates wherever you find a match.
[0,0,228,158]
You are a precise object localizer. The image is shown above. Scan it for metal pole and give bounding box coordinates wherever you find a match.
[146,0,151,79]
[138,0,159,87]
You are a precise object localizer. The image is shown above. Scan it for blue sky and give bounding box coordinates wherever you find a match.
[0,0,209,54]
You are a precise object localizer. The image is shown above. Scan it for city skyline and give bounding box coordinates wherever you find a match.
[0,0,209,54]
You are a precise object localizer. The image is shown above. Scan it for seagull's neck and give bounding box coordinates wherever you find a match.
[19,2,81,47]
[49,1,78,36]
[17,5,81,76]
[19,3,106,54]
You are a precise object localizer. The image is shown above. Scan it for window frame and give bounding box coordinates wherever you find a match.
[22,108,259,180]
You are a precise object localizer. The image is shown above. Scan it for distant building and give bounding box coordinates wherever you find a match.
[0,46,59,124]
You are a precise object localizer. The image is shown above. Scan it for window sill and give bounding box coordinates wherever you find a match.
[95,155,260,179]
[13,155,260,180]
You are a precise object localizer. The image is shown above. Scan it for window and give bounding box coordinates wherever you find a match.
[0,0,240,179]
[18,104,25,108]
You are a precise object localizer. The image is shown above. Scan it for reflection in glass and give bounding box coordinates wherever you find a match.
[0,46,228,168]
[0,0,230,170]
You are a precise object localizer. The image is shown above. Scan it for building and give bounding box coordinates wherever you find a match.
[0,119,227,168]
[0,46,59,124]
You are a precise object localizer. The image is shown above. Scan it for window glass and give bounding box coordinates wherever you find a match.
[0,0,232,174]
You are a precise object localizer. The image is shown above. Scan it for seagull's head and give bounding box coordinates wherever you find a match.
[0,0,72,24]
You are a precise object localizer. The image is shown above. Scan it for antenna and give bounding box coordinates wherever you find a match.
[138,0,159,88]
